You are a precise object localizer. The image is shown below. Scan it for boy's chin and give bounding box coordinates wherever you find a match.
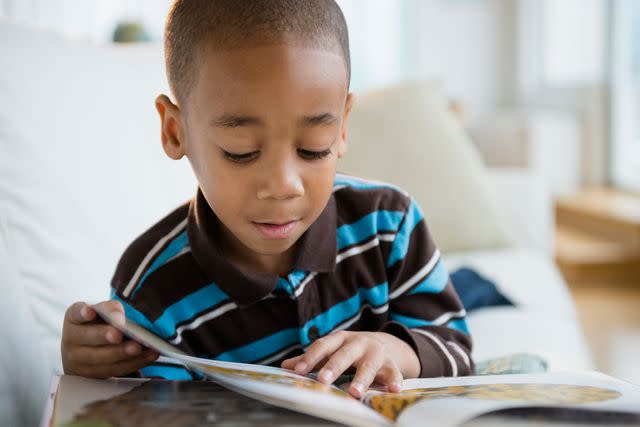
[249,236,298,255]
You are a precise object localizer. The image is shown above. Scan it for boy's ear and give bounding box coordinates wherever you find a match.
[337,92,354,158]
[155,94,186,160]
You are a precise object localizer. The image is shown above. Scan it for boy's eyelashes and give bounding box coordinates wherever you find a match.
[222,148,332,164]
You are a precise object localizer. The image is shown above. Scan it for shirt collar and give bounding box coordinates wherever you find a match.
[187,188,337,306]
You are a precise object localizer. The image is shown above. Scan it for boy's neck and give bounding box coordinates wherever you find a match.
[219,225,296,277]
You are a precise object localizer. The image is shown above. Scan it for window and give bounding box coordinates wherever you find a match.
[611,0,640,191]
[541,0,607,86]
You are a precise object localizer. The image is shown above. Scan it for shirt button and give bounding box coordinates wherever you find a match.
[307,326,319,342]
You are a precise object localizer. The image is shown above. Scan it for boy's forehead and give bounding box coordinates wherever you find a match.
[188,44,348,112]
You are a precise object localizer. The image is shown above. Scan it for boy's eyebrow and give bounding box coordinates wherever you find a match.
[209,113,338,128]
[210,115,262,128]
[299,113,338,127]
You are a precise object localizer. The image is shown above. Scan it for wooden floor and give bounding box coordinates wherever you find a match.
[567,282,640,386]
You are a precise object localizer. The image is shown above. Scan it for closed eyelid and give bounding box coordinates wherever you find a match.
[221,147,331,163]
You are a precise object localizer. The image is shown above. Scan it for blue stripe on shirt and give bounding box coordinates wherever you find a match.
[140,364,198,380]
[389,312,470,335]
[111,290,157,332]
[333,174,402,192]
[113,283,230,340]
[154,283,230,339]
[445,318,471,335]
[337,210,405,251]
[212,282,390,361]
[215,328,300,363]
[300,282,389,346]
[387,199,424,268]
[286,269,308,289]
[130,230,189,298]
[406,260,449,295]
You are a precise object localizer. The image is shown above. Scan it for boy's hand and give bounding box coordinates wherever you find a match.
[61,300,159,378]
[281,331,420,398]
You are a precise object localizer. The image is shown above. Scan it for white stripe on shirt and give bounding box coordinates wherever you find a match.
[411,328,458,377]
[389,249,440,300]
[123,218,188,298]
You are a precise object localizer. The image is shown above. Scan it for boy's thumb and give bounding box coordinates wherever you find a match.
[65,301,95,324]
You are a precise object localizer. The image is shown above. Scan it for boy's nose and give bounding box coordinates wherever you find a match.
[256,160,304,200]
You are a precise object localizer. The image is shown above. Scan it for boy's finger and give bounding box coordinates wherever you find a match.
[294,332,347,374]
[317,341,364,385]
[66,323,124,346]
[376,364,403,393]
[74,341,147,366]
[107,351,160,377]
[75,351,159,379]
[280,356,300,370]
[65,302,96,325]
[348,352,385,398]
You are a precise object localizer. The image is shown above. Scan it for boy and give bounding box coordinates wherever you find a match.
[61,0,473,399]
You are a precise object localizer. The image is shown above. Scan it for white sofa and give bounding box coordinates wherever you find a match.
[0,21,593,427]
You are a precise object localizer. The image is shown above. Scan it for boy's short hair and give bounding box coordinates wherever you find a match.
[164,0,351,105]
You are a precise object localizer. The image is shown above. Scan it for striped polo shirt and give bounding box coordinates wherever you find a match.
[110,173,473,380]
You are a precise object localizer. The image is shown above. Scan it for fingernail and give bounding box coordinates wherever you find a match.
[294,361,307,372]
[80,306,89,319]
[125,342,141,355]
[112,312,125,326]
[391,382,402,392]
[106,330,119,343]
[351,382,364,395]
[319,369,333,383]
[147,351,159,361]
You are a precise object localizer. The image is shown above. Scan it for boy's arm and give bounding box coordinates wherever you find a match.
[381,196,473,378]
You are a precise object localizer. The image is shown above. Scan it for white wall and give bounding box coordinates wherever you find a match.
[413,0,517,126]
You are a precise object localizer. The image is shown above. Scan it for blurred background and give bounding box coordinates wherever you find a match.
[1,0,639,424]
[2,0,638,189]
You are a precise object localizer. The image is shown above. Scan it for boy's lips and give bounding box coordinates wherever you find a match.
[252,219,299,239]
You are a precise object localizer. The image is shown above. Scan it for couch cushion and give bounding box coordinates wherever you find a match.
[444,248,575,314]
[340,81,515,252]
[467,307,594,372]
[443,248,594,371]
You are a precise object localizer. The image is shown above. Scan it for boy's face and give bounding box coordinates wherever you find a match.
[157,44,352,271]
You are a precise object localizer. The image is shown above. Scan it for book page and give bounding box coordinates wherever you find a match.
[361,372,640,427]
[95,307,292,376]
[95,305,390,427]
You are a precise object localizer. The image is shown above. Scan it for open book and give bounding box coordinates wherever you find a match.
[94,306,640,427]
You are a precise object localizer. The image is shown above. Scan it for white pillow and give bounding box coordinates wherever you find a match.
[0,20,196,423]
[340,81,515,252]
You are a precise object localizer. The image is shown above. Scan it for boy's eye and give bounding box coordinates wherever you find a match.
[222,148,332,163]
[222,150,259,163]
[297,148,332,160]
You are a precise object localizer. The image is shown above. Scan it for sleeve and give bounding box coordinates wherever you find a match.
[380,196,474,377]
[109,287,203,380]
